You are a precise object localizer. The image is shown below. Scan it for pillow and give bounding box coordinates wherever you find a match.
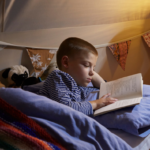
[90,84,150,137]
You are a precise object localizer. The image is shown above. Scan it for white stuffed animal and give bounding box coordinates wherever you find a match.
[2,65,29,87]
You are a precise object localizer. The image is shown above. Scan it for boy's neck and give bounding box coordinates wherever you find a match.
[60,69,72,78]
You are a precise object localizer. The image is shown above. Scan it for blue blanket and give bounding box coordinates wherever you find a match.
[24,82,150,138]
[0,87,132,150]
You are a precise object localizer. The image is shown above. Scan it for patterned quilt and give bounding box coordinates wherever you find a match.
[0,97,66,150]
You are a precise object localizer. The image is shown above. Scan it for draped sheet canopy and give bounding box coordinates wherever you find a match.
[0,0,150,48]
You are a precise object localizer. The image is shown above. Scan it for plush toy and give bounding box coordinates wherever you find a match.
[21,76,42,89]
[21,62,58,89]
[2,65,29,87]
[40,62,58,80]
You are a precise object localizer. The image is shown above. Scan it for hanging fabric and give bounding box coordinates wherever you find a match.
[27,49,56,77]
[108,40,131,70]
[143,32,150,48]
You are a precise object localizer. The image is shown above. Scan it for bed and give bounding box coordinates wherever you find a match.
[0,83,150,150]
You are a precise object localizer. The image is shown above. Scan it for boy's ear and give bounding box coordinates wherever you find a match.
[61,56,69,68]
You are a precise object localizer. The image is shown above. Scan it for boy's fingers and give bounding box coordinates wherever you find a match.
[106,98,118,104]
[107,96,118,100]
[107,93,111,96]
[106,100,117,105]
[103,93,111,98]
[110,98,118,101]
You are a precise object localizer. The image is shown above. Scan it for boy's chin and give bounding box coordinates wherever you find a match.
[78,82,89,87]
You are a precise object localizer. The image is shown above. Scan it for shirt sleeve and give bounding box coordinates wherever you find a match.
[79,86,99,100]
[38,71,93,116]
[59,97,93,116]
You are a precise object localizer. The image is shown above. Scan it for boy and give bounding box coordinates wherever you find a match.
[39,37,118,116]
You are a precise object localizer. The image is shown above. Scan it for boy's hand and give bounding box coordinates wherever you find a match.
[89,93,118,110]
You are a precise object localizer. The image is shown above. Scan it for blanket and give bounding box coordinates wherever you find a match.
[0,87,132,150]
[23,82,150,137]
[0,97,66,150]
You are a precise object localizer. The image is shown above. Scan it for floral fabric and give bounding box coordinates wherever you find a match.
[27,49,56,77]
[108,40,131,70]
[143,32,150,47]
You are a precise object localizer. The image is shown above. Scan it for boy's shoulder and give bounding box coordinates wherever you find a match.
[48,70,75,81]
[46,69,78,89]
[50,69,70,76]
[49,69,61,75]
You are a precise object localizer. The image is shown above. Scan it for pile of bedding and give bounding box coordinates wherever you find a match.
[0,87,132,150]
[1,84,150,149]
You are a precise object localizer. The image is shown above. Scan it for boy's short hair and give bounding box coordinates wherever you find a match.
[56,37,98,69]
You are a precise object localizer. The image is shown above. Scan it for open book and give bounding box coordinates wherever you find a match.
[94,73,143,116]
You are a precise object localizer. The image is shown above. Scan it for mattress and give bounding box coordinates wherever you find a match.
[110,129,150,150]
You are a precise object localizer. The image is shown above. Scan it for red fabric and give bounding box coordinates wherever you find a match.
[143,32,150,47]
[108,40,131,70]
[0,97,66,150]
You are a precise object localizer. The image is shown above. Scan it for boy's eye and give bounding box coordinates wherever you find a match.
[83,64,90,67]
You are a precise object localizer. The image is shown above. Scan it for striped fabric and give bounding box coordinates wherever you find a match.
[0,97,66,150]
[38,70,99,115]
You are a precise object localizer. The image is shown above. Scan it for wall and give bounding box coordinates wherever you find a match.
[0,35,150,86]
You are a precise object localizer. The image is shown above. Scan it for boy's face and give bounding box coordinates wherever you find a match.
[66,51,98,87]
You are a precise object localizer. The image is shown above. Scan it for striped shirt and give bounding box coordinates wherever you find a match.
[38,70,99,116]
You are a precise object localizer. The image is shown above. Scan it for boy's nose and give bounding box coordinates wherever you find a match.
[89,69,94,76]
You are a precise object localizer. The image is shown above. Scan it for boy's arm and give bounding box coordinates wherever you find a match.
[91,71,105,88]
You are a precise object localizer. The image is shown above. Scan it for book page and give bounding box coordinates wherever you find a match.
[94,97,141,116]
[99,73,143,100]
